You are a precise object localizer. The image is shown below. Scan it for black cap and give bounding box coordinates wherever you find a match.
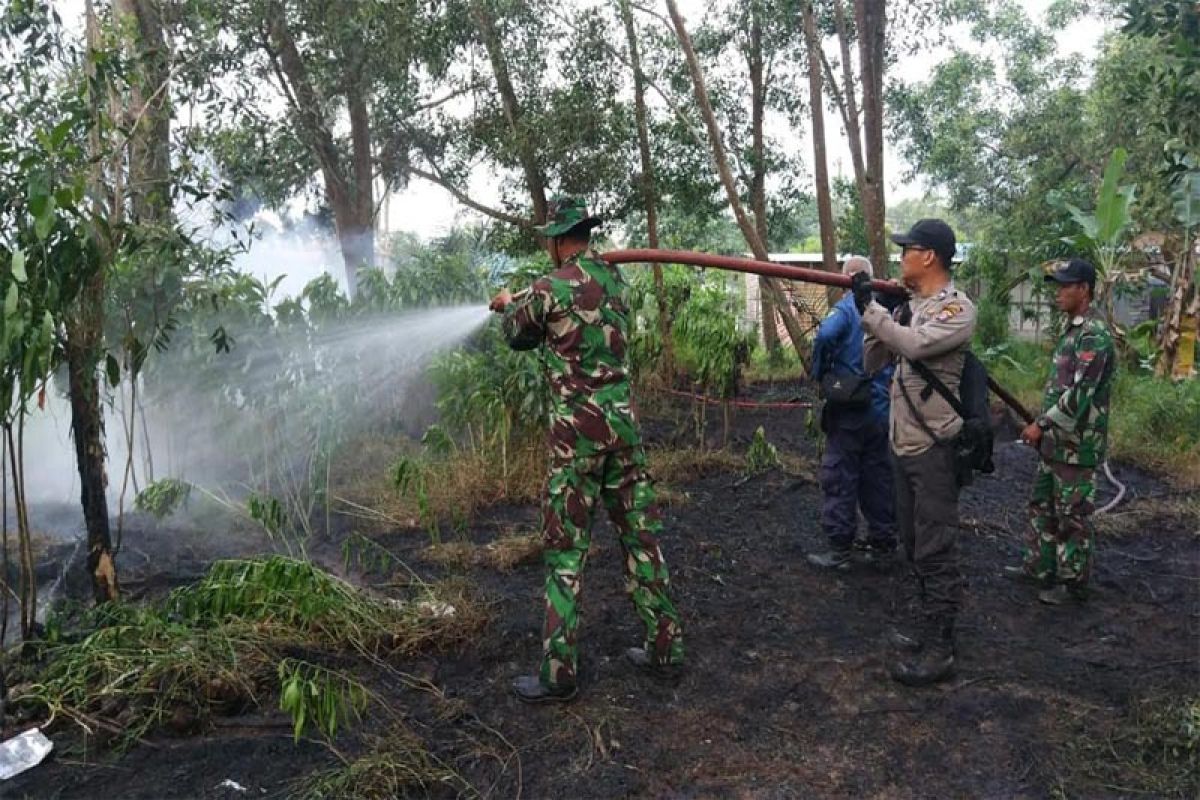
[891,219,957,268]
[1044,258,1096,288]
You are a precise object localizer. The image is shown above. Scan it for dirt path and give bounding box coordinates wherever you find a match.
[8,390,1198,799]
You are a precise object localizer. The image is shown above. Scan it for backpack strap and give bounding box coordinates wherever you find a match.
[896,370,951,448]
[905,357,967,420]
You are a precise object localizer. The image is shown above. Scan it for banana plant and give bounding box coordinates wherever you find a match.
[1157,168,1200,378]
[1049,148,1137,314]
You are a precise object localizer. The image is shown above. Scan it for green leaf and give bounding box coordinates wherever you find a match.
[1172,171,1200,229]
[105,353,121,388]
[49,118,72,148]
[4,283,17,318]
[1095,148,1133,246]
[34,195,56,241]
[10,249,26,283]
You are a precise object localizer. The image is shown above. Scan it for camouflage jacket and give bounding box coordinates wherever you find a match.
[1038,308,1116,467]
[501,249,641,460]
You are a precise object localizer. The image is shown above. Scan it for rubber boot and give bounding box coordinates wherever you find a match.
[890,617,955,687]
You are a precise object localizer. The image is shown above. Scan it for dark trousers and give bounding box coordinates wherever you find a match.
[892,444,963,620]
[820,410,897,548]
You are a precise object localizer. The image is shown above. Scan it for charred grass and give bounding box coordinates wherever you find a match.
[1047,693,1200,797]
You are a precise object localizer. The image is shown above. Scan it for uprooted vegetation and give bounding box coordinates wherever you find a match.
[11,556,486,752]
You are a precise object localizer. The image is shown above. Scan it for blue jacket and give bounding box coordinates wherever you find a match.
[812,293,892,424]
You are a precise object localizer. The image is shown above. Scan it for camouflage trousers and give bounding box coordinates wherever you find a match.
[1024,459,1096,588]
[538,446,684,689]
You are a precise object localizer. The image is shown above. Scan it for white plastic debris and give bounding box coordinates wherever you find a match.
[417,599,457,618]
[216,778,249,793]
[0,727,53,781]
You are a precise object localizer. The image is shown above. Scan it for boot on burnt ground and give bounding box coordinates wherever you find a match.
[889,616,955,687]
[886,568,927,652]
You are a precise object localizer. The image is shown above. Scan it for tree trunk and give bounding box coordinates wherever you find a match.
[469,0,549,225]
[66,283,120,605]
[830,0,867,204]
[803,2,838,279]
[81,0,120,606]
[619,0,673,371]
[1157,244,1196,378]
[264,0,369,292]
[854,0,888,276]
[747,3,779,352]
[120,0,171,222]
[666,0,808,365]
[342,77,376,297]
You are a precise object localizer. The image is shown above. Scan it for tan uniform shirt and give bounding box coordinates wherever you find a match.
[862,283,978,457]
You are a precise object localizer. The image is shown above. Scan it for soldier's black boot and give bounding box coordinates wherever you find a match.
[890,618,955,687]
[1038,582,1088,605]
[511,675,577,704]
[886,622,924,653]
[1002,564,1044,586]
[625,647,684,681]
[887,570,926,652]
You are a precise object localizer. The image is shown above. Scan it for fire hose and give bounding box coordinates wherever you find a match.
[601,248,1126,511]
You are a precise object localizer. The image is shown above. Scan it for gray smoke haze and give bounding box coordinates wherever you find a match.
[20,305,490,514]
[16,217,493,538]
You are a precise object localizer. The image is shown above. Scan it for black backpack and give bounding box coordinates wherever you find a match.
[903,352,996,484]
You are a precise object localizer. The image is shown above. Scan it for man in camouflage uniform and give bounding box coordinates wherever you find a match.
[1011,258,1115,605]
[860,219,976,687]
[489,196,684,703]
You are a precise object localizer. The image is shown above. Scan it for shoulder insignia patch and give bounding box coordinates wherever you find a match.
[936,302,963,322]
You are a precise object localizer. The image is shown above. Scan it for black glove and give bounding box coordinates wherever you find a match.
[876,288,908,314]
[851,271,872,313]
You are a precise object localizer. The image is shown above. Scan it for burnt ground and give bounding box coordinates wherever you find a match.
[5,383,1199,799]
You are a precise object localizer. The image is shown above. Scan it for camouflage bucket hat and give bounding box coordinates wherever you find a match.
[535,195,603,238]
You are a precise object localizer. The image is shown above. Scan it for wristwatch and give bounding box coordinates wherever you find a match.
[1036,418,1052,432]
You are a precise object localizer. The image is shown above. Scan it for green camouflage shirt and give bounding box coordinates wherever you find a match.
[501,249,641,460]
[1038,308,1116,467]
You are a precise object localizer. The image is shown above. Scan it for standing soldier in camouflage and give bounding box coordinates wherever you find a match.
[489,196,684,703]
[1009,259,1115,605]
[858,219,976,687]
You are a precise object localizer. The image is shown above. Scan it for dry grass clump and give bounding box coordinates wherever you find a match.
[297,726,470,799]
[649,447,744,485]
[330,434,546,534]
[422,531,543,572]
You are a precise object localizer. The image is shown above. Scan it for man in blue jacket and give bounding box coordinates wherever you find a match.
[807,256,897,570]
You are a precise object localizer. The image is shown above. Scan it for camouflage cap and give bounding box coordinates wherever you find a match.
[535,195,603,238]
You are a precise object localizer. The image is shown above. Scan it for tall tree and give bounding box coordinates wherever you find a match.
[665,0,810,364]
[802,1,837,275]
[261,0,375,295]
[618,0,672,368]
[746,1,780,350]
[466,0,549,226]
[854,0,887,273]
[177,0,445,293]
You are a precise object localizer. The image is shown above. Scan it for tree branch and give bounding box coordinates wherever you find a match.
[262,0,347,202]
[407,164,532,230]
[412,81,487,114]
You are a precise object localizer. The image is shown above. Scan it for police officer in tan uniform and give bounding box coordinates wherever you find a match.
[857,219,977,687]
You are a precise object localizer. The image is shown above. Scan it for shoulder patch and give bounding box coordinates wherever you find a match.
[935,302,964,322]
